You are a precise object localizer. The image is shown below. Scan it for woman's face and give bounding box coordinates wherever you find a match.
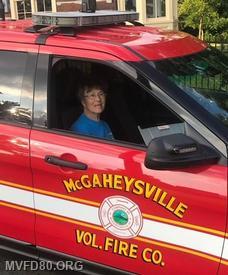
[82,87,106,117]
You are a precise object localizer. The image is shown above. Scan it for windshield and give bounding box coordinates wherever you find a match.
[150,47,228,127]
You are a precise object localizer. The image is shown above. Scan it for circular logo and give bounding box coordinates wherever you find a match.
[99,196,143,239]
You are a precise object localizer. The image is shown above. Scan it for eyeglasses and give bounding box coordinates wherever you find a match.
[84,91,106,100]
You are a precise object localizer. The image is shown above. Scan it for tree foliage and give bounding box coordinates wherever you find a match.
[178,0,228,41]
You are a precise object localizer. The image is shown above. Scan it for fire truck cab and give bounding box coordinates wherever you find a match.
[0,8,228,275]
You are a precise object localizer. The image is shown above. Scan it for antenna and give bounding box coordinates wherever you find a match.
[81,0,96,13]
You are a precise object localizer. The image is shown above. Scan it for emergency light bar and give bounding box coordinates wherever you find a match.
[32,10,139,27]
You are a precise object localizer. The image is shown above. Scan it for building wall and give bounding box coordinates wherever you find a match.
[56,0,115,12]
[120,0,178,30]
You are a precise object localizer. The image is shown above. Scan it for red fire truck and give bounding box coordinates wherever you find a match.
[0,6,227,275]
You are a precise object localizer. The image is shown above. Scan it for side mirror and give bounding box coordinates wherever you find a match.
[144,133,220,170]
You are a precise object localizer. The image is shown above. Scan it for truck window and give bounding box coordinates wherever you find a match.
[0,51,31,125]
[49,58,184,146]
[152,47,228,127]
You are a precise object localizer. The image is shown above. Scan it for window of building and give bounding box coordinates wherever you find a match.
[0,51,31,124]
[125,0,136,11]
[3,0,10,13]
[146,0,166,18]
[37,0,52,12]
[16,0,32,19]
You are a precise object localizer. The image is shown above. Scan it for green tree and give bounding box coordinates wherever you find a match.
[178,0,228,41]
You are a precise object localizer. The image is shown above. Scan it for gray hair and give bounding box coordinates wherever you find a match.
[77,78,108,102]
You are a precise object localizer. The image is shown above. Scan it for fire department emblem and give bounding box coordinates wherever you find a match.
[99,196,143,239]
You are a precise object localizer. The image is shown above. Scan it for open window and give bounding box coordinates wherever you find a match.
[49,57,185,146]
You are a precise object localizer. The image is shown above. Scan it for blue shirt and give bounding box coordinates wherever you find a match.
[71,113,113,139]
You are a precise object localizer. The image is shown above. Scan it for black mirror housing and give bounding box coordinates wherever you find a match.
[144,134,220,170]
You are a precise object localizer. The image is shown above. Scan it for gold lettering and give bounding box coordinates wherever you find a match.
[174,203,188,218]
[158,192,168,207]
[166,196,176,212]
[104,237,138,259]
[63,174,188,220]
[75,229,84,243]
[153,188,162,202]
[81,175,91,188]
[75,180,83,190]
[124,176,135,192]
[104,237,113,251]
[118,241,129,256]
[144,183,157,199]
[75,230,99,248]
[129,244,138,259]
[113,237,118,252]
[92,174,102,188]
[113,175,123,190]
[103,174,113,188]
[142,248,151,263]
[63,178,76,193]
[142,248,164,265]
[133,180,144,195]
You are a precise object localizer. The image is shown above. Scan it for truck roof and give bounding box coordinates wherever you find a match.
[0,19,207,61]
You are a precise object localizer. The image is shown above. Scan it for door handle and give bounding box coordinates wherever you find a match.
[45,155,88,170]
